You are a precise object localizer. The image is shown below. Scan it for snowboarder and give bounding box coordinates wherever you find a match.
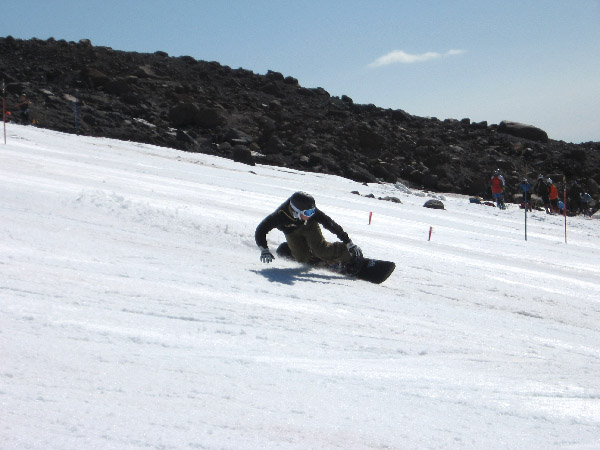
[490,169,506,209]
[255,191,364,274]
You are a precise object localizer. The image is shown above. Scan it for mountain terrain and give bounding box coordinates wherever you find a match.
[2,36,599,202]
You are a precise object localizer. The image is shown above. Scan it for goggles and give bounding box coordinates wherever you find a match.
[290,202,316,218]
[301,207,316,217]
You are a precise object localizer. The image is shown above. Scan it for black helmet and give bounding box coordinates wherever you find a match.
[289,191,316,218]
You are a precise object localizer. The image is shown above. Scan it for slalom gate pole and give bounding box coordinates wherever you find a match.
[368,211,373,225]
[524,165,528,241]
[428,226,433,241]
[2,80,6,145]
[563,175,568,243]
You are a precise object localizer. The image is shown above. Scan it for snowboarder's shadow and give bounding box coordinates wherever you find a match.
[252,266,344,285]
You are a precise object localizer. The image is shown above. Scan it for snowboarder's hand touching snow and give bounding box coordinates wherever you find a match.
[260,247,274,263]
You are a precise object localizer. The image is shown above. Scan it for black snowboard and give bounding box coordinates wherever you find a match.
[354,258,396,284]
[275,242,395,284]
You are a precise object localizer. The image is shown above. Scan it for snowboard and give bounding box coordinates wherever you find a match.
[275,242,395,284]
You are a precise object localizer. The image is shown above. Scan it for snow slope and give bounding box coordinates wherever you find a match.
[1,125,600,449]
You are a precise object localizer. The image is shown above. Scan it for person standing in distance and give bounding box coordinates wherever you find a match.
[490,169,506,210]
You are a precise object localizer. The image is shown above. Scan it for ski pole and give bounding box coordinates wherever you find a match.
[524,165,528,241]
[563,175,567,243]
[2,80,6,145]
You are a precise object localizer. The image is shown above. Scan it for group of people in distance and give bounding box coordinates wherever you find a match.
[4,93,31,125]
[490,170,595,216]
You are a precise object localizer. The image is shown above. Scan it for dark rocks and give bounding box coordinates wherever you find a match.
[196,106,227,128]
[357,124,385,151]
[169,103,201,127]
[423,199,445,209]
[498,121,549,143]
[82,67,110,88]
[168,103,226,128]
[0,36,598,205]
[104,77,130,95]
[391,109,413,122]
[232,145,255,165]
[379,196,402,203]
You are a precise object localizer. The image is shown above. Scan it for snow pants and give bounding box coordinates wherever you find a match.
[285,219,352,264]
[493,192,505,209]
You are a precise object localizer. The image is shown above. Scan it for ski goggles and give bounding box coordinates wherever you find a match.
[300,207,316,217]
[290,202,316,218]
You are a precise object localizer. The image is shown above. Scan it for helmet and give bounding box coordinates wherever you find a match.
[289,191,316,218]
[547,178,553,184]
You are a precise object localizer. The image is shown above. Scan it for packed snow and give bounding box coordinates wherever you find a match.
[1,125,600,449]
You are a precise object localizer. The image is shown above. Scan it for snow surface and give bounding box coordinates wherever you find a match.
[1,125,600,450]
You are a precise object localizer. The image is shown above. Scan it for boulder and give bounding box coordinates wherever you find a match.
[498,121,548,143]
[423,199,445,209]
[379,196,402,203]
[232,144,255,165]
[196,107,227,128]
[168,103,226,128]
[104,78,130,95]
[169,103,201,127]
[357,125,385,150]
[82,67,110,88]
[135,65,158,78]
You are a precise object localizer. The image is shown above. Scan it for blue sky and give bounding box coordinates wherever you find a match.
[2,0,599,143]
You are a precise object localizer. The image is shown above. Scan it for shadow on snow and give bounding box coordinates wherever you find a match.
[251,266,345,285]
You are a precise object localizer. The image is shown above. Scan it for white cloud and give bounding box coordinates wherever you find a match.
[368,49,466,68]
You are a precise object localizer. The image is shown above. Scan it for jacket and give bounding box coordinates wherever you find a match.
[549,184,559,200]
[255,200,350,249]
[519,182,532,193]
[534,179,549,198]
[491,175,505,194]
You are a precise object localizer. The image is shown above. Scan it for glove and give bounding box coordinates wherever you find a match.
[260,247,274,263]
[346,241,363,260]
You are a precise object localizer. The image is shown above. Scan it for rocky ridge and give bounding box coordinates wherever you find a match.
[2,36,599,202]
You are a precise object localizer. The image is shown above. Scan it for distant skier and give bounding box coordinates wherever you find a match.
[567,181,583,214]
[15,93,31,124]
[255,191,364,274]
[490,169,506,209]
[533,175,551,214]
[548,178,560,213]
[580,193,595,217]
